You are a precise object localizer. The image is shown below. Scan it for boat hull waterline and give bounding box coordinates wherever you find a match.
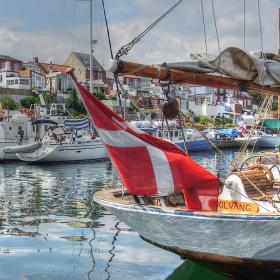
[93,191,280,266]
[17,142,108,162]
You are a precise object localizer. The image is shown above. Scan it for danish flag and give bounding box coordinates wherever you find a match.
[70,72,220,211]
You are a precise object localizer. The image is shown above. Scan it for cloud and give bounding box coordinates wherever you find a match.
[0,0,279,67]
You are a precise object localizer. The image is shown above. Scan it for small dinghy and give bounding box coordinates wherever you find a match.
[2,142,42,154]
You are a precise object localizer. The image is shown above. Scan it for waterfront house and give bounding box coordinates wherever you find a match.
[24,57,71,93]
[0,55,30,90]
[64,52,112,94]
[188,86,254,121]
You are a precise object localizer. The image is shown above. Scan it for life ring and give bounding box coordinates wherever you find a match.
[248,163,274,185]
[20,108,36,118]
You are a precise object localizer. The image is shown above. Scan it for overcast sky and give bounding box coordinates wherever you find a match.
[0,0,279,68]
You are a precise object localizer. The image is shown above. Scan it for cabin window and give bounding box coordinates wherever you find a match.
[170,131,173,137]
[174,131,178,137]
[179,131,183,136]
[9,126,12,131]
[164,131,169,138]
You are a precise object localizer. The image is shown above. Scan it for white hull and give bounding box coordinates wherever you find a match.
[0,140,33,161]
[17,141,108,162]
[93,192,280,263]
[256,135,280,148]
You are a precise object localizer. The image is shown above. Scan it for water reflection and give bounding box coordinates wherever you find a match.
[0,151,254,279]
[0,161,182,279]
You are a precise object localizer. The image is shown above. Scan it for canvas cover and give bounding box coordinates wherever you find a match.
[165,47,280,87]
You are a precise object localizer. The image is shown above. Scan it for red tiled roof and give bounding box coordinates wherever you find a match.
[40,63,69,73]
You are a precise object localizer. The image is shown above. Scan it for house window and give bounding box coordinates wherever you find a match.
[20,79,29,85]
[2,61,10,71]
[13,64,19,72]
[97,73,103,80]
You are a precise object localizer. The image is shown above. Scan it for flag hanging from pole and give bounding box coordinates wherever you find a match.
[69,71,221,211]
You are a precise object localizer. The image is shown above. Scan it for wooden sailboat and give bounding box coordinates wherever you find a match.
[66,68,280,276]
[66,1,280,277]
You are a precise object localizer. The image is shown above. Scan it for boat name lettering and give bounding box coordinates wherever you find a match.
[217,200,259,213]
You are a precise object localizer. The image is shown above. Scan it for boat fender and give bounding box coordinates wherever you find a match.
[162,98,179,120]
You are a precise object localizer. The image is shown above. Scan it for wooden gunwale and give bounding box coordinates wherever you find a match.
[94,189,280,217]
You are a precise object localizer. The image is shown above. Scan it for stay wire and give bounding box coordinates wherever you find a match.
[101,0,114,59]
[243,0,246,50]
[210,0,221,54]
[257,0,265,57]
[101,0,123,114]
[115,0,185,59]
[200,0,208,53]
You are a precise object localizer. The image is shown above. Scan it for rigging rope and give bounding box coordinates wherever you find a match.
[243,0,246,50]
[100,0,123,114]
[257,0,265,57]
[210,0,221,54]
[200,0,208,53]
[115,0,185,59]
[101,0,114,59]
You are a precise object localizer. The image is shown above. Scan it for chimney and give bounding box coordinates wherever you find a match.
[33,57,39,63]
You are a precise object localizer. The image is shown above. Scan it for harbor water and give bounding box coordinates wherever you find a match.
[0,150,241,279]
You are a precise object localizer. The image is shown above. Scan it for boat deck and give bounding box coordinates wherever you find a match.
[94,188,186,210]
[94,188,280,216]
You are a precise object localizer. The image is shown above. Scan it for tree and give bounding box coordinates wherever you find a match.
[20,96,38,108]
[43,93,54,105]
[66,88,87,114]
[95,92,107,100]
[1,96,19,110]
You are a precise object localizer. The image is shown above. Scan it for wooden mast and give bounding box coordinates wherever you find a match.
[115,60,280,96]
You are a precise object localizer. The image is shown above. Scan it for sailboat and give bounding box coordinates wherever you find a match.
[67,67,280,272]
[67,0,280,277]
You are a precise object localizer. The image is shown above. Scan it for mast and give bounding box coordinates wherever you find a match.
[89,0,93,93]
[278,8,280,115]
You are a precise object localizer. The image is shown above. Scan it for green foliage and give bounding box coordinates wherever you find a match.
[95,92,107,100]
[252,93,278,111]
[109,95,117,101]
[1,96,19,110]
[66,88,87,114]
[43,93,54,105]
[190,115,235,129]
[20,96,38,108]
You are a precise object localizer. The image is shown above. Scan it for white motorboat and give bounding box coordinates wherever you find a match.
[0,112,38,160]
[255,131,280,148]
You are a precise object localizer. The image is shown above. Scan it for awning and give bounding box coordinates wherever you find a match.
[264,119,280,129]
[64,118,89,130]
[32,119,58,126]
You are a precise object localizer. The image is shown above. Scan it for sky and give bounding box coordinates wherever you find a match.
[0,0,280,69]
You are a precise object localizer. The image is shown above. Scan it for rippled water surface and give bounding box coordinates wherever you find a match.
[0,150,240,279]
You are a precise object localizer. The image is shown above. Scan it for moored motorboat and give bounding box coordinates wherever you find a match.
[132,121,213,152]
[255,131,280,148]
